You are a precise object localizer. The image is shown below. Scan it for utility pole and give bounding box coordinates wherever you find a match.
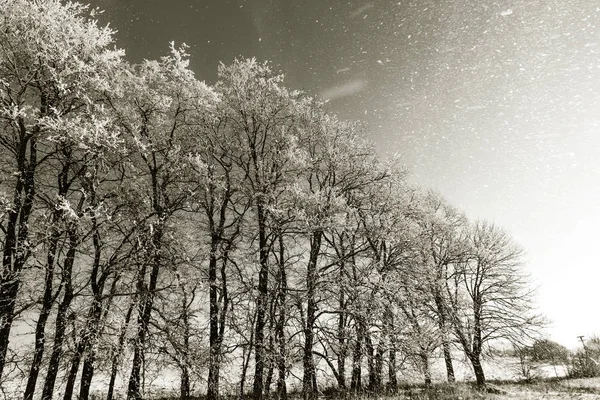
[578,335,588,354]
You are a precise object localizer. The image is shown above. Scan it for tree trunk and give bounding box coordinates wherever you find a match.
[441,339,455,383]
[350,320,364,392]
[265,296,276,398]
[265,337,275,396]
[180,365,190,400]
[372,343,383,393]
[386,309,397,393]
[207,232,232,399]
[77,208,109,400]
[207,247,220,400]
[469,353,486,387]
[253,204,269,400]
[421,352,432,386]
[180,286,191,400]
[107,302,135,400]
[0,136,37,380]
[303,231,322,400]
[387,345,397,393]
[41,226,77,400]
[127,221,163,400]
[365,332,375,391]
[275,234,287,400]
[336,264,347,391]
[434,289,455,383]
[66,236,107,400]
[240,308,257,399]
[23,217,62,400]
[471,300,485,387]
[63,341,85,400]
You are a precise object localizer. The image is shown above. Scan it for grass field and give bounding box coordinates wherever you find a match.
[367,378,600,400]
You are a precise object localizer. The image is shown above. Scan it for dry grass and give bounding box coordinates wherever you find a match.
[321,378,600,400]
[129,378,600,400]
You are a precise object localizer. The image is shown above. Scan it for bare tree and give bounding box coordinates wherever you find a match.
[448,221,542,387]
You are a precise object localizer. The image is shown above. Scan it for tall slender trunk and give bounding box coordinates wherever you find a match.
[469,353,486,387]
[127,224,162,400]
[107,302,135,400]
[0,136,37,379]
[77,207,107,400]
[64,219,106,400]
[420,352,431,386]
[336,261,347,391]
[253,204,269,400]
[303,231,322,400]
[264,333,275,395]
[387,334,397,392]
[207,244,220,400]
[388,345,397,393]
[240,308,257,399]
[265,292,276,397]
[365,332,375,391]
[470,301,485,387]
[41,226,78,400]
[441,339,455,382]
[63,338,86,400]
[23,215,62,400]
[79,350,97,400]
[180,289,191,400]
[275,234,287,400]
[372,343,383,392]
[350,320,364,392]
[180,366,190,400]
[434,286,455,383]
[77,302,105,400]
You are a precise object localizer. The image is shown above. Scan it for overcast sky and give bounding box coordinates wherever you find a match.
[87,0,600,348]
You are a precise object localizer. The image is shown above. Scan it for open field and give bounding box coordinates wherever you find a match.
[380,379,600,400]
[306,379,600,400]
[143,379,600,400]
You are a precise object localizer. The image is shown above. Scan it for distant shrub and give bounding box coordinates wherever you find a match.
[528,339,570,364]
[568,350,600,378]
[568,336,600,378]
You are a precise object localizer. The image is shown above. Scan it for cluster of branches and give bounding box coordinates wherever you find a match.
[0,1,542,399]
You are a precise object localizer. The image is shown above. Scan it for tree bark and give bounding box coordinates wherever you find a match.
[372,343,383,392]
[387,345,397,393]
[302,231,322,400]
[336,260,347,391]
[41,226,78,400]
[386,309,397,393]
[23,212,62,400]
[180,365,190,400]
[421,352,432,386]
[107,302,134,400]
[434,286,455,383]
[350,320,364,392]
[207,244,221,400]
[0,136,37,380]
[365,332,375,391]
[240,308,257,399]
[275,234,287,400]
[469,353,486,387]
[127,224,162,400]
[253,204,269,400]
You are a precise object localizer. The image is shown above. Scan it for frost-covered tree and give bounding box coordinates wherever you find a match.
[215,58,310,400]
[0,0,123,386]
[110,44,215,400]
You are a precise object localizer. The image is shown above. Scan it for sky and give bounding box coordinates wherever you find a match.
[86,0,600,349]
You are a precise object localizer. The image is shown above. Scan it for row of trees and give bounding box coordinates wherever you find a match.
[0,1,541,399]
